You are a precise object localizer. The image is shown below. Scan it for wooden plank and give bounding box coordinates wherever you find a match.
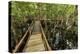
[13,22,33,53]
[40,23,52,51]
[25,44,45,52]
[23,33,45,52]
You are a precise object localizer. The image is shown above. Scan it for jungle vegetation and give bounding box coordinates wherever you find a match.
[9,1,78,52]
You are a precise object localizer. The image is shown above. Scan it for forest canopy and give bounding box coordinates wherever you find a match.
[10,1,77,20]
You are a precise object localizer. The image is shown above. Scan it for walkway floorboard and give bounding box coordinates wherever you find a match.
[23,33,45,52]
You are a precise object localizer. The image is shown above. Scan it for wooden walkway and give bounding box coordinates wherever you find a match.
[13,21,51,53]
[23,33,45,52]
[23,21,45,52]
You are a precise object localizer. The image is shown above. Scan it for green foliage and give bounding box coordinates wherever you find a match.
[11,1,77,21]
[10,1,77,51]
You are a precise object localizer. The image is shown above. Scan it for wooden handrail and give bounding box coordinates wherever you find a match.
[40,22,52,51]
[13,22,33,53]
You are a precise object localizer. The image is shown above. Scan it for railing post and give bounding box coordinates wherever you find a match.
[12,22,33,53]
[40,22,52,51]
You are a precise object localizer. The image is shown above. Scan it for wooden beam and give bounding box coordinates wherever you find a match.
[13,22,33,53]
[40,22,52,51]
